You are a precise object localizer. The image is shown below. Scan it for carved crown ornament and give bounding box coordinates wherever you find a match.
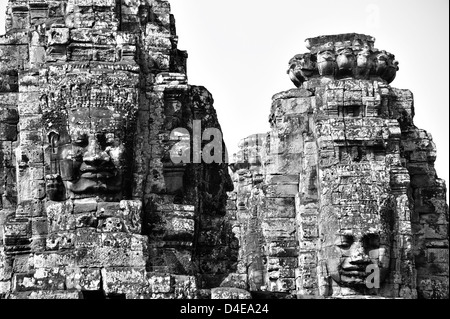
[288,33,399,86]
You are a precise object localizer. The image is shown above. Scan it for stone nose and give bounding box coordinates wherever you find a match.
[82,138,110,165]
[349,242,370,264]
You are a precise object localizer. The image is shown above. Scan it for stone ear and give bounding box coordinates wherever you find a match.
[48,132,60,153]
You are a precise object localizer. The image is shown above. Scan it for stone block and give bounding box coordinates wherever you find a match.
[267,257,297,278]
[92,0,116,6]
[0,281,11,295]
[0,123,17,141]
[0,248,12,280]
[46,201,76,232]
[31,217,48,236]
[173,275,197,299]
[120,200,142,234]
[220,273,248,290]
[102,267,148,295]
[70,28,93,42]
[266,240,299,257]
[76,246,144,267]
[3,219,31,239]
[100,233,147,251]
[48,28,70,45]
[73,228,102,248]
[11,290,80,299]
[98,217,124,232]
[46,232,76,250]
[33,253,76,268]
[13,268,66,292]
[261,218,296,239]
[265,198,295,218]
[265,184,298,198]
[147,274,173,293]
[30,46,46,64]
[267,278,295,292]
[73,198,98,214]
[0,107,19,123]
[211,287,251,299]
[427,249,449,263]
[66,267,102,291]
[298,251,316,265]
[12,255,33,274]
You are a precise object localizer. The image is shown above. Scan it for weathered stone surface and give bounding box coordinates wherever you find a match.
[0,0,236,300]
[102,267,147,295]
[211,287,252,299]
[229,33,448,299]
[147,274,172,294]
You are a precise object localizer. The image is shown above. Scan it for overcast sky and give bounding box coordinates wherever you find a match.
[0,0,448,197]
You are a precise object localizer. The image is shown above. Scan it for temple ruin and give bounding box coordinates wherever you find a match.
[0,0,237,299]
[228,33,449,299]
[0,1,448,299]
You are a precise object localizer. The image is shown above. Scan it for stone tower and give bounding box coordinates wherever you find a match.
[0,0,238,299]
[228,33,449,299]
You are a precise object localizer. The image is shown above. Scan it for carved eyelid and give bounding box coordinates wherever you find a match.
[338,235,354,247]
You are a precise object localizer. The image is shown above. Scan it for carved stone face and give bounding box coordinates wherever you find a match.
[374,51,399,83]
[287,53,316,86]
[336,48,355,74]
[321,208,391,291]
[317,50,335,63]
[317,50,336,76]
[47,108,132,201]
[357,48,372,68]
[44,74,138,202]
[293,54,315,74]
[375,51,389,76]
[326,230,390,286]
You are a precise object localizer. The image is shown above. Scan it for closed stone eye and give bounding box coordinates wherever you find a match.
[338,235,354,249]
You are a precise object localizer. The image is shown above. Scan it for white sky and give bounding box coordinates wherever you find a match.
[0,0,448,198]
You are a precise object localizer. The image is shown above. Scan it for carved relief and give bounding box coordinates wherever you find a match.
[42,73,138,202]
[287,33,399,86]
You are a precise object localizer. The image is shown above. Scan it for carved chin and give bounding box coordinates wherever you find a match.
[68,177,122,194]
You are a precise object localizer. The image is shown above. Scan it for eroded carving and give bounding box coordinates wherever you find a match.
[288,33,399,86]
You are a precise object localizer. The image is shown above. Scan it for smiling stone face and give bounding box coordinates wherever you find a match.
[320,206,392,292]
[43,72,138,202]
[328,231,390,286]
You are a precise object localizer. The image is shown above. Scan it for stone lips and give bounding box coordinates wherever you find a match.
[288,33,399,86]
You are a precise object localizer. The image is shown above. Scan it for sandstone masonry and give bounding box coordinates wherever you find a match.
[227,33,449,299]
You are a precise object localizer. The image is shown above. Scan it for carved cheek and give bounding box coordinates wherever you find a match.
[357,55,368,67]
[368,248,380,260]
[378,247,390,268]
[108,145,124,165]
[327,258,341,276]
[60,147,73,160]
